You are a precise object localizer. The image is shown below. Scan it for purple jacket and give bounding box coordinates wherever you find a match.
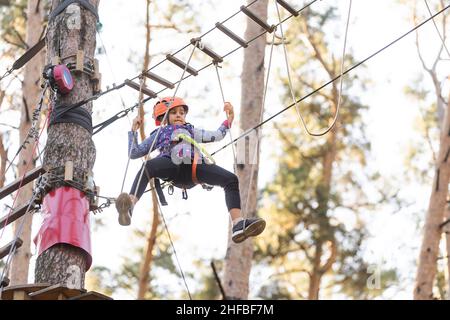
[128,121,229,162]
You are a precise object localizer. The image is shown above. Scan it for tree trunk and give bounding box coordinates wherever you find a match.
[34,0,99,287]
[136,0,161,300]
[414,93,450,299]
[137,190,159,299]
[9,0,46,286]
[222,0,268,300]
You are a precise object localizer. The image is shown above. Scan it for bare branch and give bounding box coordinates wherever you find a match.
[273,122,301,151]
[2,35,26,50]
[292,237,314,262]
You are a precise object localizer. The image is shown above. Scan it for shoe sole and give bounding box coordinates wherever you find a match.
[232,219,266,244]
[116,194,132,226]
[118,211,131,226]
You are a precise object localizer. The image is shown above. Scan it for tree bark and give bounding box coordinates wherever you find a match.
[222,0,268,300]
[34,0,99,287]
[414,93,450,299]
[9,0,46,286]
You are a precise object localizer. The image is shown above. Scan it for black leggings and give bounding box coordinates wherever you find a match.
[130,157,241,211]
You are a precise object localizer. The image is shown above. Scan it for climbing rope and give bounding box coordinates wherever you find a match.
[118,76,145,194]
[214,63,238,173]
[275,0,352,136]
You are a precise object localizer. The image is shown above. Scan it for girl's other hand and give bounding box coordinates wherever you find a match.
[132,116,142,131]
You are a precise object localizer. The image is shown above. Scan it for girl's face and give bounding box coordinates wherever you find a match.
[168,106,186,125]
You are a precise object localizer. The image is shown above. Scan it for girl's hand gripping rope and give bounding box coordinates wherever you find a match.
[224,102,234,128]
[132,116,143,132]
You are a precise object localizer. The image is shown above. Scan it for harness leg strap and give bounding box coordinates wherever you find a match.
[192,151,200,185]
[154,178,168,206]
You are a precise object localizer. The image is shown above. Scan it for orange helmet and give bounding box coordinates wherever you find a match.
[153,97,188,126]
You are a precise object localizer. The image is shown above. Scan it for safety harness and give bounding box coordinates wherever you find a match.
[154,133,215,206]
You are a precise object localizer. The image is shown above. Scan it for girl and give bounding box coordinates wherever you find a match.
[115,97,266,243]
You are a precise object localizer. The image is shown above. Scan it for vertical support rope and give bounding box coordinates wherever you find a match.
[155,200,192,300]
[242,32,276,219]
[275,0,353,136]
[275,1,305,129]
[119,75,147,193]
[214,63,238,173]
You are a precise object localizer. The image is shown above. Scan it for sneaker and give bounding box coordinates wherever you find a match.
[232,217,266,243]
[115,193,133,226]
